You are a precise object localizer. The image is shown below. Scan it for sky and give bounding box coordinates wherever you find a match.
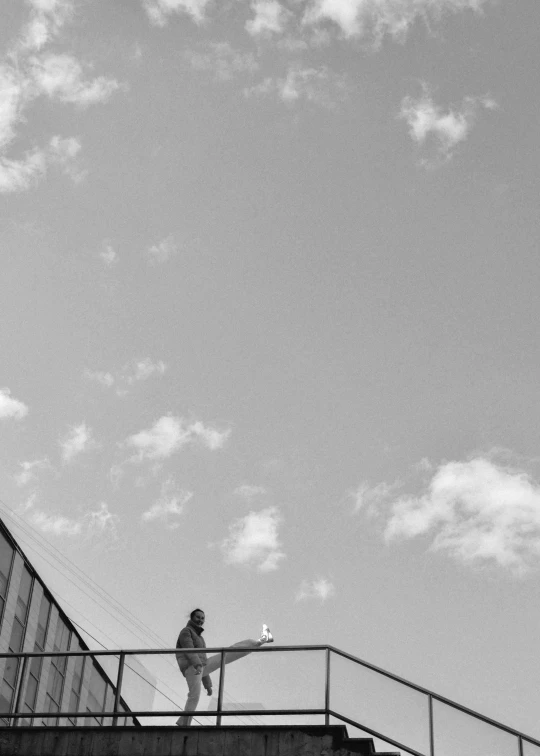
[1,0,540,749]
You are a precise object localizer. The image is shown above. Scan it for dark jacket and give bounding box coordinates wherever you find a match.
[176,620,212,689]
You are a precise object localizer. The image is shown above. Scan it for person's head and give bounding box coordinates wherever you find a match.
[189,608,205,627]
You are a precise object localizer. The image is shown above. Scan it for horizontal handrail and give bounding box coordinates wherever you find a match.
[1,645,539,750]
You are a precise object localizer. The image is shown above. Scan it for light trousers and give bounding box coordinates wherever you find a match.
[177,639,261,726]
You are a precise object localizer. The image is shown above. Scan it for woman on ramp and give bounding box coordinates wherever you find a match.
[175,608,273,726]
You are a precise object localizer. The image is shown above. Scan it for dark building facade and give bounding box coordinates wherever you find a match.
[0,517,137,727]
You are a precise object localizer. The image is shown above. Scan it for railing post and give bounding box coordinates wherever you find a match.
[325,648,331,727]
[518,736,524,756]
[428,695,435,756]
[112,652,126,727]
[12,655,28,728]
[216,652,226,727]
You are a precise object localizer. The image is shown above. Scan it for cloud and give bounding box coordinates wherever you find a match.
[141,480,193,527]
[220,506,285,571]
[246,1,289,36]
[399,88,496,165]
[302,0,488,43]
[86,358,167,393]
[383,458,540,574]
[146,235,178,264]
[126,358,167,385]
[59,422,97,463]
[0,388,29,419]
[14,458,52,487]
[353,480,398,514]
[0,2,120,194]
[99,241,119,267]
[234,484,267,499]
[296,577,335,601]
[20,495,119,540]
[125,415,230,461]
[187,43,258,82]
[30,53,120,107]
[245,64,347,108]
[142,0,212,26]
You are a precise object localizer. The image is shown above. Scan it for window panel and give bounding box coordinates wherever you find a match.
[0,532,13,597]
[0,680,14,713]
[35,596,51,650]
[9,617,24,652]
[3,657,19,688]
[15,568,32,622]
[24,675,38,710]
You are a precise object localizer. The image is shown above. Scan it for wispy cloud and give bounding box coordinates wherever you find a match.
[29,53,120,107]
[302,0,489,43]
[220,506,285,571]
[141,479,193,527]
[353,480,398,514]
[246,1,290,36]
[0,388,29,420]
[399,87,497,166]
[296,577,335,602]
[59,423,98,463]
[86,358,167,394]
[142,0,212,26]
[14,458,52,487]
[146,235,178,265]
[234,484,268,499]
[20,495,119,541]
[0,1,121,194]
[99,240,119,267]
[381,458,540,575]
[125,415,230,461]
[245,64,347,108]
[187,43,258,82]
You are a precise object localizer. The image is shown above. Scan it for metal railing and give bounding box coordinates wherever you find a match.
[0,645,538,756]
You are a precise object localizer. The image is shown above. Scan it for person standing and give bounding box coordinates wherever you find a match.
[175,608,273,726]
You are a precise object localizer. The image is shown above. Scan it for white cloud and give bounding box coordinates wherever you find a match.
[21,0,74,51]
[126,358,167,385]
[125,415,230,461]
[30,54,120,107]
[187,43,258,82]
[234,484,267,499]
[142,480,193,526]
[86,369,115,388]
[399,88,496,165]
[221,506,285,571]
[383,458,540,574]
[246,64,347,108]
[142,0,212,26]
[246,1,289,36]
[59,422,97,463]
[99,241,119,267]
[21,495,119,539]
[146,235,178,264]
[14,458,51,487]
[353,480,397,514]
[296,577,335,602]
[0,149,47,194]
[0,388,29,419]
[189,420,230,450]
[303,0,488,42]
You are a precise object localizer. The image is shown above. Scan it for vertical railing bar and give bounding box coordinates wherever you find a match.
[324,648,331,727]
[428,694,435,756]
[12,654,29,728]
[112,652,125,727]
[518,736,524,756]
[216,652,226,727]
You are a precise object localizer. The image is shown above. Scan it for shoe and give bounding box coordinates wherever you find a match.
[259,624,274,643]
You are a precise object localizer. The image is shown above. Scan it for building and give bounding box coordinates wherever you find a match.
[0,516,138,727]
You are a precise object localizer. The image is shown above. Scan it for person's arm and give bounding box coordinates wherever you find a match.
[202,674,213,696]
[177,628,203,670]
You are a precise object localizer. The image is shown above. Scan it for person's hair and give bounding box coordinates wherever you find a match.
[189,608,204,620]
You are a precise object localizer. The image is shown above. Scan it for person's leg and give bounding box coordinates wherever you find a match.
[204,639,262,675]
[176,666,202,726]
